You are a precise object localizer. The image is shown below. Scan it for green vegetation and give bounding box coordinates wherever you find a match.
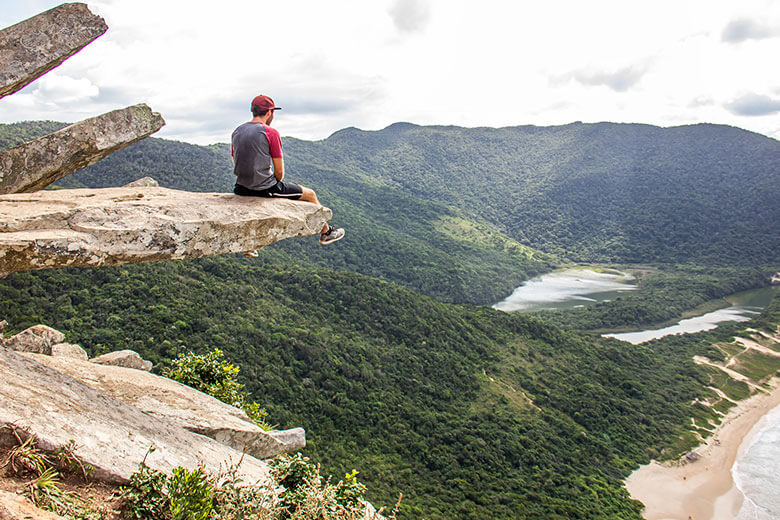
[0,121,556,305]
[5,258,775,518]
[732,349,780,382]
[165,349,270,429]
[702,366,751,401]
[5,120,777,304]
[0,424,108,520]
[120,447,378,520]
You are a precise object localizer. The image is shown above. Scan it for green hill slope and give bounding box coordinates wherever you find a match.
[2,119,778,518]
[290,121,779,265]
[3,258,763,519]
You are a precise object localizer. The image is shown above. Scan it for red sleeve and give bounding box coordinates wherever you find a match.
[265,125,283,158]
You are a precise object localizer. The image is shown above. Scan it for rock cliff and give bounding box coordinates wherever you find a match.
[0,346,274,485]
[0,185,331,277]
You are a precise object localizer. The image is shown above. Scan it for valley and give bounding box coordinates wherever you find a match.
[1,120,778,519]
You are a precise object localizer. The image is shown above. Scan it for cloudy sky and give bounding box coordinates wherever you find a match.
[2,0,779,144]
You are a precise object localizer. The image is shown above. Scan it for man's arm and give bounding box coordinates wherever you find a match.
[272,156,284,181]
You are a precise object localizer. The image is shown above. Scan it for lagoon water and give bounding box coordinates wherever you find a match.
[734,404,780,520]
[604,286,776,344]
[603,306,762,344]
[492,268,637,312]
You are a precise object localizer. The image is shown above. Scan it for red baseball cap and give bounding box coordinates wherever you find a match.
[251,95,281,111]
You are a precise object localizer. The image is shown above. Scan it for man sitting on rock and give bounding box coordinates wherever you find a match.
[231,95,345,255]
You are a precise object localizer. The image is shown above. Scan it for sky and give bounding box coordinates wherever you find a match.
[1,0,779,145]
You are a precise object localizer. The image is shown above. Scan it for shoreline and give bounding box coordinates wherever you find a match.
[624,377,780,520]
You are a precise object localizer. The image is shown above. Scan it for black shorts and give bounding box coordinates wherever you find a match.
[234,181,303,200]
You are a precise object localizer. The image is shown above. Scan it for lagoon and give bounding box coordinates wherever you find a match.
[604,286,777,344]
[492,267,637,313]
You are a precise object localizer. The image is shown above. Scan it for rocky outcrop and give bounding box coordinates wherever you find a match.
[90,349,153,371]
[2,324,64,354]
[0,347,272,484]
[26,353,306,460]
[123,176,159,187]
[0,3,107,99]
[0,186,331,277]
[0,104,165,194]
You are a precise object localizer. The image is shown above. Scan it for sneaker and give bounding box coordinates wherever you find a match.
[243,250,259,258]
[319,226,345,245]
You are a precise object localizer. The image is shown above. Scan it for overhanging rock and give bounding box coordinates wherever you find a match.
[0,3,107,99]
[0,104,165,194]
[0,186,331,277]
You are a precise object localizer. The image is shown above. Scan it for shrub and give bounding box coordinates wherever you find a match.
[165,349,271,429]
[120,450,381,520]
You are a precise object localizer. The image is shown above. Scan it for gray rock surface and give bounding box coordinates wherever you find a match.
[0,348,271,484]
[0,104,165,194]
[266,427,307,453]
[24,353,304,460]
[0,3,107,99]
[50,342,89,360]
[123,176,160,187]
[90,349,152,371]
[0,186,331,277]
[2,324,65,354]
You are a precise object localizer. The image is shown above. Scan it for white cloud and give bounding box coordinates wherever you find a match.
[563,65,649,93]
[721,18,779,43]
[34,74,100,103]
[388,0,432,34]
[726,93,780,116]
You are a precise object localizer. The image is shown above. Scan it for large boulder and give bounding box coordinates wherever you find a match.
[0,348,271,484]
[0,104,165,194]
[0,3,107,99]
[2,324,65,354]
[51,342,89,361]
[24,353,305,460]
[0,186,332,278]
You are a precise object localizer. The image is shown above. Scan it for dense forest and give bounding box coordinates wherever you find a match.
[4,258,777,519]
[1,120,778,518]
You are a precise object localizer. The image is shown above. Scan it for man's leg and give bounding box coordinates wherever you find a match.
[298,187,328,233]
[279,182,343,243]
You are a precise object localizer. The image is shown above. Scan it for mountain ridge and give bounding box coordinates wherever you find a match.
[3,118,777,303]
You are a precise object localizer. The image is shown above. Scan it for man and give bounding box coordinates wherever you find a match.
[231,94,345,250]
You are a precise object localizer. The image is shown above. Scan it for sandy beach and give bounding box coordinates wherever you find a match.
[625,377,780,520]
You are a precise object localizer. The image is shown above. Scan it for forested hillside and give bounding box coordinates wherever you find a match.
[3,120,777,303]
[288,121,778,265]
[2,258,767,519]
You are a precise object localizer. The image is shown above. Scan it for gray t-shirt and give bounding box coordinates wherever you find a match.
[231,122,282,191]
